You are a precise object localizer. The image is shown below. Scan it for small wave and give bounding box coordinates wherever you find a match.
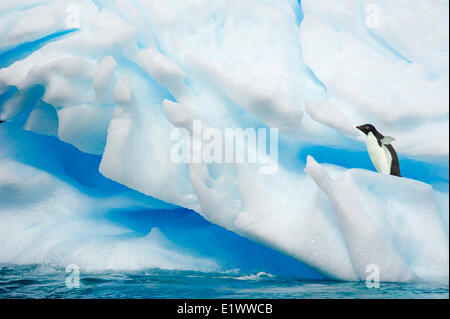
[234,272,275,281]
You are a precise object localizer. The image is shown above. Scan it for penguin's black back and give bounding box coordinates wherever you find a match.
[373,130,401,177]
[386,144,401,177]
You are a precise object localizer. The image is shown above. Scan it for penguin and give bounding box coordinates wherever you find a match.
[356,124,401,177]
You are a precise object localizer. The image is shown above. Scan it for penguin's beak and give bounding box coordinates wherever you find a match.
[356,125,362,131]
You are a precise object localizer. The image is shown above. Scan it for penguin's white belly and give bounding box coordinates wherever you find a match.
[366,132,392,175]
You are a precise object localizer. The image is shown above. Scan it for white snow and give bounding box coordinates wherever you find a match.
[0,159,216,271]
[300,13,449,157]
[361,0,449,76]
[93,55,117,100]
[306,156,448,282]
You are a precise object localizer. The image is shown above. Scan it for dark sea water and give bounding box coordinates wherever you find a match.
[0,265,448,299]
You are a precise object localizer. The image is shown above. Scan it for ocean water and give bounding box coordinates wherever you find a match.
[0,265,448,299]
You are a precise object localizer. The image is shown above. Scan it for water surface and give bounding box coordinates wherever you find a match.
[0,265,448,299]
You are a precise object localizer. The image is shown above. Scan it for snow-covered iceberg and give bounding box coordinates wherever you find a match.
[0,0,448,282]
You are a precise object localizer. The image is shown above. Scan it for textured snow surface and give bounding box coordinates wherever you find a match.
[0,0,448,282]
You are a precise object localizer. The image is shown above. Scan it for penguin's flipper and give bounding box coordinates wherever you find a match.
[381,136,395,145]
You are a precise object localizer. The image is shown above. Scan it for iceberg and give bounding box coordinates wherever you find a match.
[0,0,448,282]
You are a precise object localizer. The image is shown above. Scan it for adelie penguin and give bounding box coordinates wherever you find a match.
[356,124,401,177]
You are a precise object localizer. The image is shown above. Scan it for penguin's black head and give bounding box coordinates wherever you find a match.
[356,124,377,135]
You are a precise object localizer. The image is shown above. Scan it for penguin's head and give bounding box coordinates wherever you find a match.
[356,123,377,135]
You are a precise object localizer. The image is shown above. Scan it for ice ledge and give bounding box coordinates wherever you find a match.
[306,156,449,283]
